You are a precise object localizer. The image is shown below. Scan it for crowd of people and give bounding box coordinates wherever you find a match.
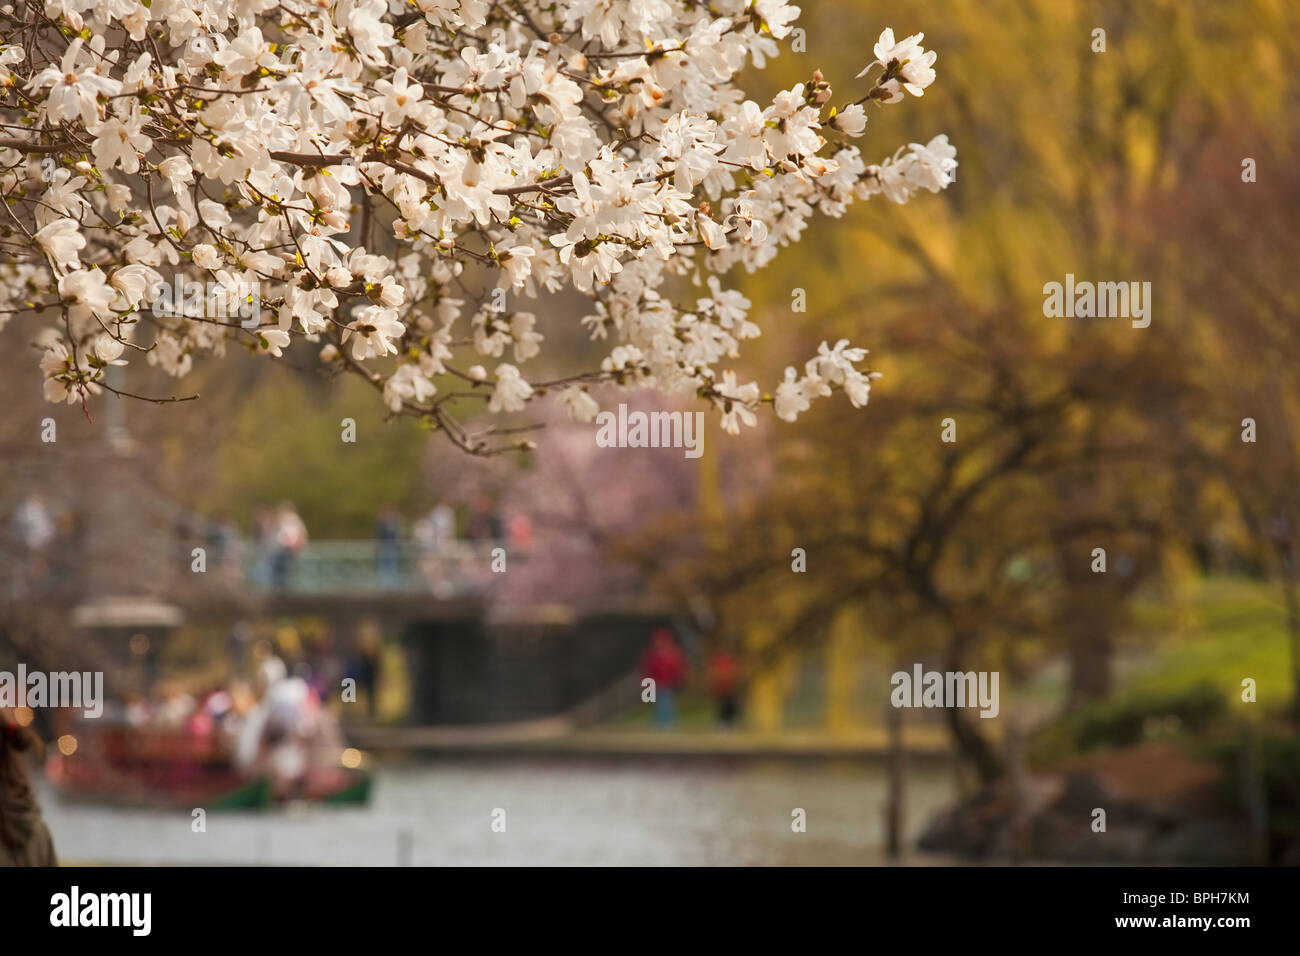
[96,629,371,800]
[6,490,537,597]
[199,496,533,592]
[245,502,309,591]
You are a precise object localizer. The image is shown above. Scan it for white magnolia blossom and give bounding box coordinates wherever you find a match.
[489,363,533,414]
[557,385,601,423]
[857,28,938,101]
[0,3,955,453]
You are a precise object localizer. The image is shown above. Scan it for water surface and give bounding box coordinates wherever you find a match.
[39,755,956,865]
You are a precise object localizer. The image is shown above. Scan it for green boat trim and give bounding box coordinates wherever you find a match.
[321,771,372,805]
[206,776,273,811]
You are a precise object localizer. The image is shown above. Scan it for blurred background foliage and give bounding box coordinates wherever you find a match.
[664,0,1300,781]
[3,0,1299,806]
[192,373,429,538]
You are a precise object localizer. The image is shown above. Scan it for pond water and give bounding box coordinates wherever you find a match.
[38,755,958,866]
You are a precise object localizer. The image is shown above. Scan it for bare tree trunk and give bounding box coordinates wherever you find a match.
[1066,603,1115,706]
[885,702,906,859]
[1239,723,1269,865]
[1006,716,1028,863]
[943,630,1005,783]
[1061,541,1117,708]
[942,701,1005,784]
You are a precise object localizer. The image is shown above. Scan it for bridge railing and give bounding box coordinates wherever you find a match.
[244,539,511,597]
[0,533,517,603]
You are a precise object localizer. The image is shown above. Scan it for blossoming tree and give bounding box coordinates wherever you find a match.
[0,0,955,453]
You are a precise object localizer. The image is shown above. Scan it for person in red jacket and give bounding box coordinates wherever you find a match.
[641,628,687,727]
[707,647,741,728]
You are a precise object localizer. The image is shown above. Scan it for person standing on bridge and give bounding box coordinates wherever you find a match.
[271,502,308,591]
[375,505,403,590]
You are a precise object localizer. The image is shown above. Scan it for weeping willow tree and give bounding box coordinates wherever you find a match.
[657,0,1300,779]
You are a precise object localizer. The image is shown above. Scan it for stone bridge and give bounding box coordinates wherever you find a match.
[1,530,679,727]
